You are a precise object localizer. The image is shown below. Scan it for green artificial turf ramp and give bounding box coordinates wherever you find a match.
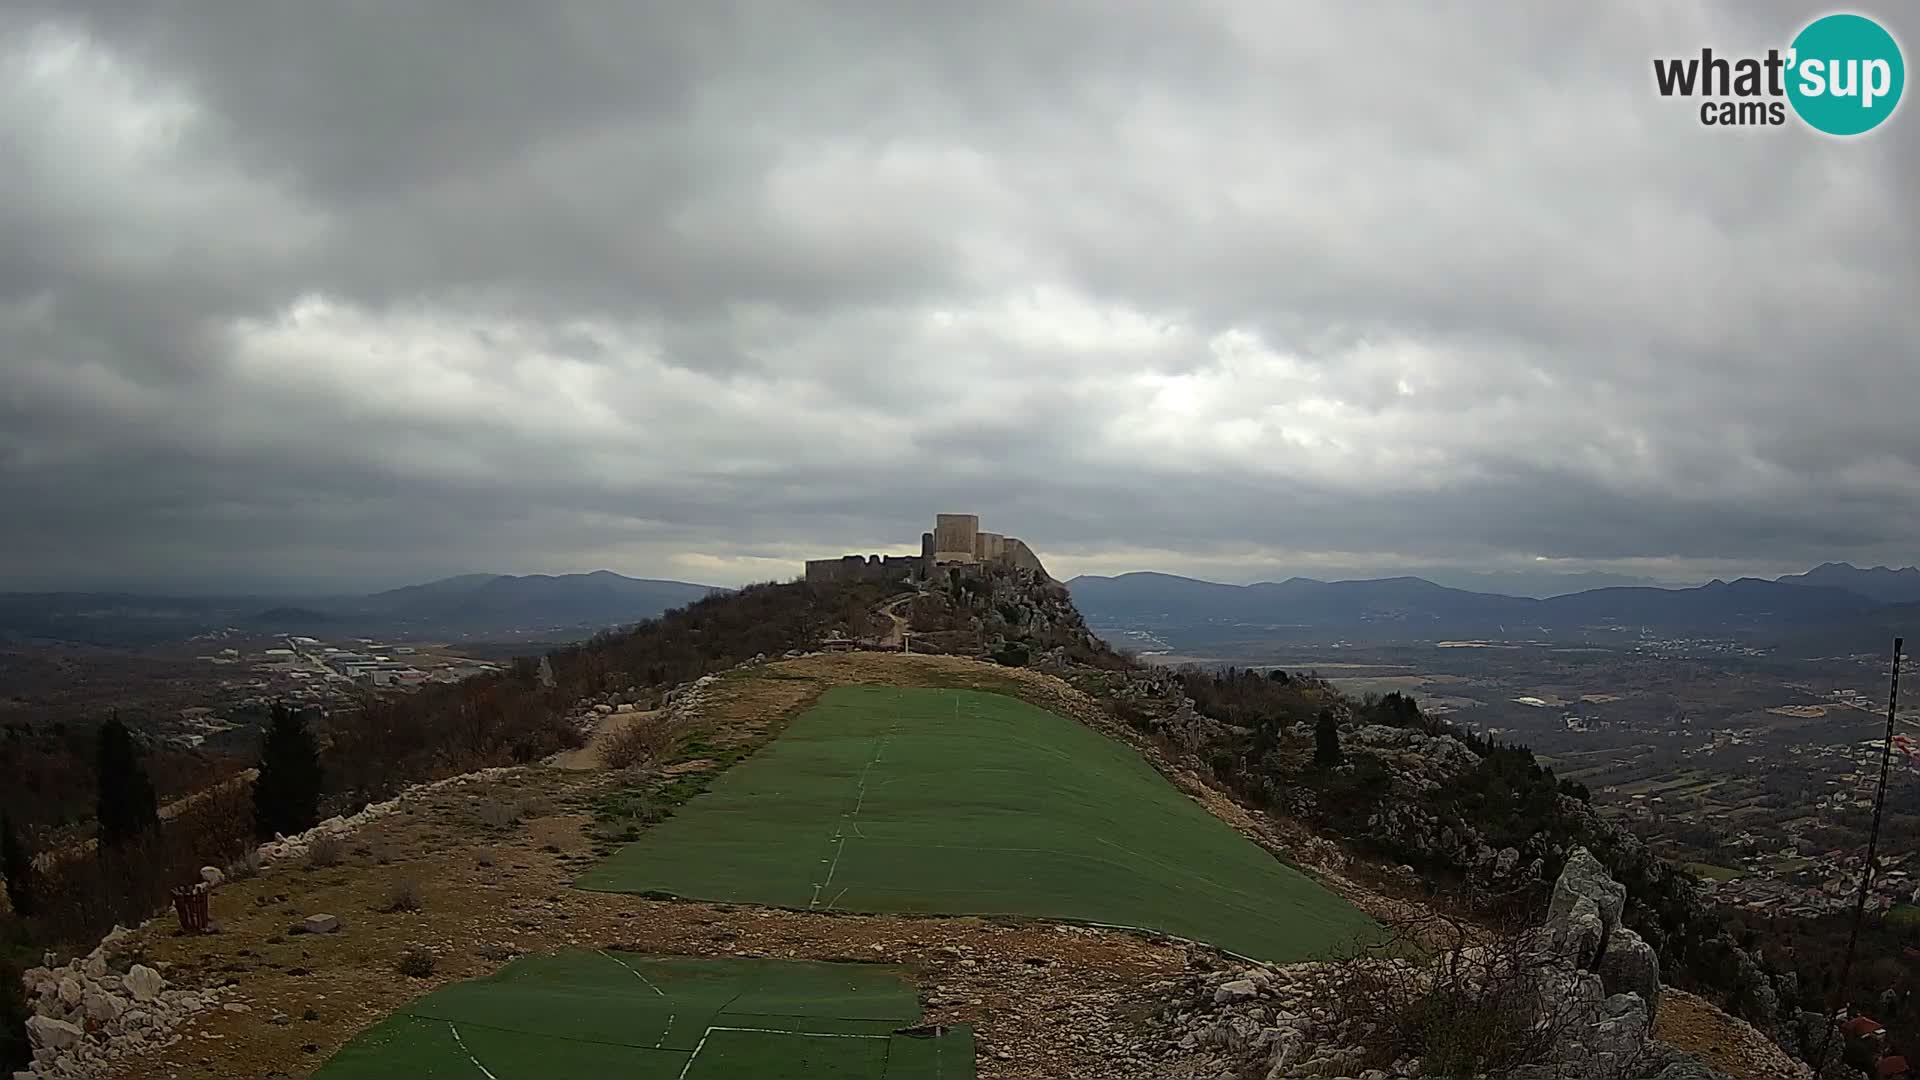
[314,952,973,1080]
[579,686,1375,961]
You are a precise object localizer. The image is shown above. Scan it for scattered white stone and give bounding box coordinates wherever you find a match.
[123,965,164,1003]
[303,913,341,934]
[199,865,225,888]
[56,978,82,1007]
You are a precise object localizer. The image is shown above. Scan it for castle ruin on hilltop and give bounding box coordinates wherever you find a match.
[805,513,1049,585]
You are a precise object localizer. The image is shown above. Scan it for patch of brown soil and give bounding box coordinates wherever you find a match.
[1655,987,1813,1080]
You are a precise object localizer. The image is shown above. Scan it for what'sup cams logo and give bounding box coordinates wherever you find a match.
[1654,12,1904,134]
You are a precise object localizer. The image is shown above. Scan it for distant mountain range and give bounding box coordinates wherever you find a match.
[1774,562,1920,605]
[0,572,723,647]
[1067,562,1916,647]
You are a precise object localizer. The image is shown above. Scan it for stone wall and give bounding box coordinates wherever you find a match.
[804,554,921,585]
[933,513,980,562]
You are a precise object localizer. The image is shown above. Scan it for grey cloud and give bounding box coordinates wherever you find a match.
[0,1,1916,592]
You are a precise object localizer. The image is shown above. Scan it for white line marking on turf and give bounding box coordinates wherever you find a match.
[598,949,667,996]
[597,949,676,1046]
[447,1022,499,1080]
[809,726,892,909]
[679,1022,895,1074]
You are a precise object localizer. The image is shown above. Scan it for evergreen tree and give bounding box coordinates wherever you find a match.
[254,702,324,841]
[1,811,34,917]
[95,715,159,849]
[1313,708,1343,768]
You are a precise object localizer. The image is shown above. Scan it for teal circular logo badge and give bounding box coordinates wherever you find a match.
[1787,13,1905,135]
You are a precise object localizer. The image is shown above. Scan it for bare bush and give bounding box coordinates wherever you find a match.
[475,800,521,829]
[601,716,677,770]
[30,782,253,947]
[381,878,425,914]
[394,946,436,978]
[1325,910,1613,1078]
[304,834,345,869]
[225,848,262,882]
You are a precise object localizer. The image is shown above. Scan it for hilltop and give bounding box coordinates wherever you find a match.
[2,552,1871,1078]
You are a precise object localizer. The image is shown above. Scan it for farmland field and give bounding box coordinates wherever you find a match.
[579,686,1374,961]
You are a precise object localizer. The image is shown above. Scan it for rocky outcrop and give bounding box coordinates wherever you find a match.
[1145,851,1765,1080]
[17,926,225,1079]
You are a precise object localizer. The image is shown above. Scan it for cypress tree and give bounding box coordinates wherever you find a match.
[1,811,34,917]
[95,715,160,849]
[1313,708,1343,768]
[254,702,324,841]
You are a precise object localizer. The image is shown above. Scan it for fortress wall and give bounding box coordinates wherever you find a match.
[1002,538,1050,579]
[933,513,980,562]
[974,532,1007,560]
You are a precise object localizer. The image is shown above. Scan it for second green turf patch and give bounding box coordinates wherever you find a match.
[579,686,1374,961]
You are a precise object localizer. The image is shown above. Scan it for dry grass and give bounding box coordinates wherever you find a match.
[600,716,679,770]
[475,800,521,829]
[380,878,425,914]
[304,834,345,870]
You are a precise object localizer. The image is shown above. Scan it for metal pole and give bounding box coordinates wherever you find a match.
[1819,636,1902,1068]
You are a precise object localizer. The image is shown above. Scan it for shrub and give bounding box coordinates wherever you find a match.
[601,717,676,771]
[2,811,36,917]
[304,834,345,870]
[30,781,252,947]
[254,702,324,842]
[95,716,160,850]
[1325,910,1638,1078]
[394,946,436,978]
[225,848,262,882]
[475,800,521,829]
[381,878,424,914]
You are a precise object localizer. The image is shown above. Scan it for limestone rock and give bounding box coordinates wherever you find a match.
[1549,847,1626,932]
[26,1017,83,1051]
[122,965,164,1003]
[1493,846,1520,877]
[81,991,123,1023]
[1212,978,1259,1004]
[56,977,82,1007]
[303,913,341,934]
[1597,925,1662,1019]
[200,865,225,888]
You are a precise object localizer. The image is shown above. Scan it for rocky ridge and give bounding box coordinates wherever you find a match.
[1145,849,1811,1080]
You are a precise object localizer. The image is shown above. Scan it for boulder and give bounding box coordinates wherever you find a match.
[1493,846,1520,877]
[25,1017,83,1051]
[1549,848,1625,932]
[303,913,341,934]
[200,865,225,888]
[122,965,164,1003]
[1597,926,1662,1019]
[1212,978,1259,1004]
[56,977,83,1007]
[1552,895,1606,968]
[81,990,124,1023]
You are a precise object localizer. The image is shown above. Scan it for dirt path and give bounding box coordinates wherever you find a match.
[551,709,658,770]
[875,591,915,648]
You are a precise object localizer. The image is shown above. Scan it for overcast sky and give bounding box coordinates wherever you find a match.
[2,2,1916,594]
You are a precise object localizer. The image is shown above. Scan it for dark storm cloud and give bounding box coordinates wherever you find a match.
[0,1,1916,592]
